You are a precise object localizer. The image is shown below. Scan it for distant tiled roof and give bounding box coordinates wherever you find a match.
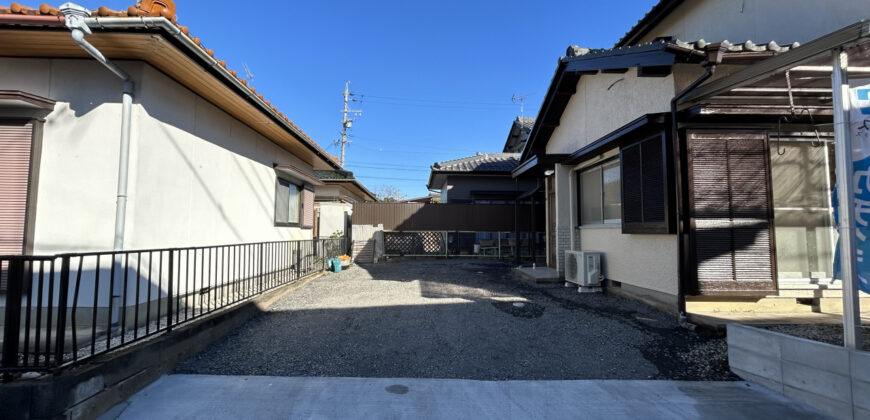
[431,153,521,173]
[314,170,354,180]
[0,1,338,168]
[517,116,535,130]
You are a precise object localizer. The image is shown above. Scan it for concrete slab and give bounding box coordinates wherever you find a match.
[687,311,870,328]
[104,375,828,420]
[511,266,561,283]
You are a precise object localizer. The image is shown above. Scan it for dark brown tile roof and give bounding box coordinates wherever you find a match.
[432,153,522,173]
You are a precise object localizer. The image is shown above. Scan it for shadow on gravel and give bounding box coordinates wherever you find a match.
[174,259,736,381]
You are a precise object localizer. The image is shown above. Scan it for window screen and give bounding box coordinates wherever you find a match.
[578,159,621,225]
[275,178,301,226]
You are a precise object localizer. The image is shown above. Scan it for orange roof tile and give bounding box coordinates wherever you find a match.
[0,0,339,168]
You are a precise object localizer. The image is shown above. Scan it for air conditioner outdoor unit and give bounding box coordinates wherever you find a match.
[564,250,604,292]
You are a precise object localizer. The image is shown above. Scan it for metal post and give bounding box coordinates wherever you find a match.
[832,50,863,349]
[54,256,71,368]
[166,250,174,333]
[296,242,301,279]
[259,243,264,293]
[2,259,25,380]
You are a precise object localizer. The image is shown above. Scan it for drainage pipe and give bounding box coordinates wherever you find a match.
[670,51,722,324]
[60,3,134,252]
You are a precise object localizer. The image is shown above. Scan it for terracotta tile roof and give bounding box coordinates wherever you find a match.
[431,153,522,173]
[0,1,337,167]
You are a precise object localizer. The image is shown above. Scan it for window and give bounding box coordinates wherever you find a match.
[577,159,621,225]
[620,133,671,234]
[275,178,302,226]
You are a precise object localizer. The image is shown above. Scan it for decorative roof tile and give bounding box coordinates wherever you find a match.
[431,153,522,173]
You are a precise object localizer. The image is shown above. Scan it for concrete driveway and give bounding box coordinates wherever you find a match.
[174,259,732,380]
[104,375,827,420]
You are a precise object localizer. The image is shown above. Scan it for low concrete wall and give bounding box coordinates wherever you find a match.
[0,273,322,420]
[728,323,870,420]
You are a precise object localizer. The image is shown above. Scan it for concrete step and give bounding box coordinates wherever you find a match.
[686,297,813,313]
[818,297,870,313]
[776,289,870,298]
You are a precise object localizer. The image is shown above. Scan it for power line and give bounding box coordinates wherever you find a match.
[345,161,425,169]
[360,100,518,111]
[353,175,426,182]
[348,165,429,173]
[358,94,514,106]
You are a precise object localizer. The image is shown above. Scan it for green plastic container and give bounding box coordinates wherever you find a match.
[330,258,342,273]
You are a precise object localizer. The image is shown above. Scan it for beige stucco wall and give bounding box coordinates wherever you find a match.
[0,57,313,255]
[578,227,678,295]
[635,0,870,46]
[545,71,675,155]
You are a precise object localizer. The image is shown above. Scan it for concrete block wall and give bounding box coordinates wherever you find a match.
[728,323,870,419]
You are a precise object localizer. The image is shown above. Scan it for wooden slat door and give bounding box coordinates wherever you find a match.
[687,131,777,296]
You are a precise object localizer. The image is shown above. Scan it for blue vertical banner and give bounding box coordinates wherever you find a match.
[838,79,870,294]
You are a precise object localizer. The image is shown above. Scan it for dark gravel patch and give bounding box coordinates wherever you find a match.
[760,324,870,351]
[174,259,736,380]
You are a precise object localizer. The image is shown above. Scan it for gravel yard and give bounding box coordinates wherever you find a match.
[175,259,735,380]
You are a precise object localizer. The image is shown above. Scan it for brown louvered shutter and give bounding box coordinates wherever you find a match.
[688,131,776,295]
[620,133,669,233]
[0,123,33,291]
[302,187,315,228]
[0,123,32,255]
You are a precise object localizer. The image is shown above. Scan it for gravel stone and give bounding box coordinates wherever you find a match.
[174,259,736,380]
[761,324,870,351]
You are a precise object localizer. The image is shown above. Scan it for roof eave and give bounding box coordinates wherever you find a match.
[69,16,341,169]
[615,0,685,48]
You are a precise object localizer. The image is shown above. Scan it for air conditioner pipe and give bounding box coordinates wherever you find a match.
[60,3,134,252]
[670,48,724,325]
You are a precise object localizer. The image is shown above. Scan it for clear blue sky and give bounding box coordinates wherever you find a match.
[92,0,658,198]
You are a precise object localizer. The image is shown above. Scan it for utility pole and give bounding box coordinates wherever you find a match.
[339,81,362,168]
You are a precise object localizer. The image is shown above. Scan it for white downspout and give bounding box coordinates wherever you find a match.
[60,3,134,252]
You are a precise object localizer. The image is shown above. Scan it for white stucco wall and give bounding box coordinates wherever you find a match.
[2,57,322,312]
[545,71,675,155]
[635,0,870,46]
[318,202,350,239]
[0,57,313,255]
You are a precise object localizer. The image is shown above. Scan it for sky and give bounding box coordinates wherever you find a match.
[92,0,659,198]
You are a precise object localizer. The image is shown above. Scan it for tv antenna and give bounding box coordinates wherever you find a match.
[511,93,534,119]
[242,62,254,84]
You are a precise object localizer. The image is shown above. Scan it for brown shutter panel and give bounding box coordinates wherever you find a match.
[688,131,776,295]
[621,144,643,224]
[302,187,315,228]
[0,123,33,292]
[641,137,665,223]
[0,123,32,255]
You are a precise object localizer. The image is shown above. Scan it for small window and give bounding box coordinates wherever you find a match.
[275,178,302,226]
[620,133,671,234]
[577,159,621,225]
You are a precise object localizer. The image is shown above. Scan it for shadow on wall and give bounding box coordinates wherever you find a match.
[687,220,774,295]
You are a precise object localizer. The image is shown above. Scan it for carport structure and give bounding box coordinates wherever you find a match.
[677,20,870,349]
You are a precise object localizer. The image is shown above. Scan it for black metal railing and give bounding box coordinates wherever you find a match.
[0,238,345,379]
